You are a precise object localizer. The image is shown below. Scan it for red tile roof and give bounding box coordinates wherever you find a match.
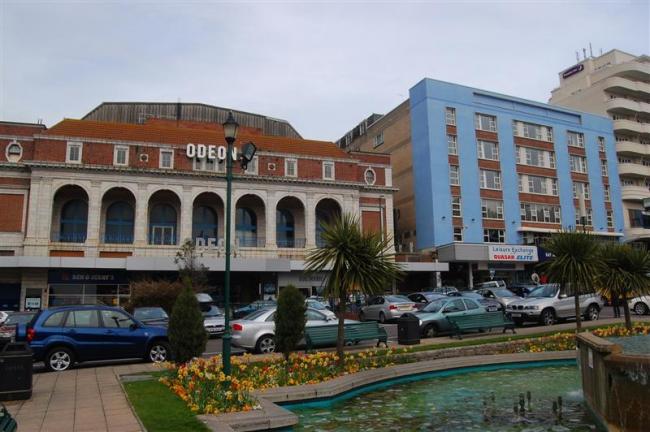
[43,119,351,159]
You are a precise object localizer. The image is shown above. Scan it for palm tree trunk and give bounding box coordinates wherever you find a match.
[337,291,347,367]
[622,291,632,330]
[574,284,582,332]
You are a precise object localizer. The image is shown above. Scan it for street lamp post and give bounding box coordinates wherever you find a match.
[222,112,238,376]
[221,112,257,376]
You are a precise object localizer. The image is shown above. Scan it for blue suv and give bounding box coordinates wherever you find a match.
[19,305,170,372]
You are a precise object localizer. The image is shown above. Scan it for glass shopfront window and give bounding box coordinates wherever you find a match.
[47,270,130,307]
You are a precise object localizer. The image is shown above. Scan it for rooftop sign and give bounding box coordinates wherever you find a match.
[562,64,584,79]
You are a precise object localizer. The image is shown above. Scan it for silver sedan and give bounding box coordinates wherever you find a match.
[231,307,350,354]
[360,295,417,323]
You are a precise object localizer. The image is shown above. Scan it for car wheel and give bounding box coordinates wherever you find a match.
[634,302,649,315]
[540,309,556,326]
[423,324,438,338]
[378,312,386,324]
[255,335,276,354]
[359,312,365,322]
[585,304,600,321]
[45,347,75,372]
[147,341,171,363]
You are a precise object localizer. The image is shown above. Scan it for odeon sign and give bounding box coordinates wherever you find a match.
[185,143,238,160]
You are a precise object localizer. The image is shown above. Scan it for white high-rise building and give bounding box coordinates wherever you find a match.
[550,49,650,245]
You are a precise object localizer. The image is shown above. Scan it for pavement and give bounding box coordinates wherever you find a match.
[4,307,648,432]
[4,363,154,432]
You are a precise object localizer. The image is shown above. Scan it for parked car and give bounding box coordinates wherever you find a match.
[306,299,336,319]
[17,305,170,372]
[202,305,226,337]
[415,297,488,338]
[476,280,507,290]
[133,307,169,327]
[0,311,38,339]
[233,300,277,319]
[431,286,459,295]
[474,288,522,308]
[406,292,446,309]
[446,291,502,312]
[506,284,603,326]
[508,284,538,298]
[360,295,417,323]
[231,307,353,353]
[629,295,650,315]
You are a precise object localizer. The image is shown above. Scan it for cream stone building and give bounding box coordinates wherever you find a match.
[550,49,650,245]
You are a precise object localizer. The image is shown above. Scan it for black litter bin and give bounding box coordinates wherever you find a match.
[0,342,33,401]
[397,313,421,345]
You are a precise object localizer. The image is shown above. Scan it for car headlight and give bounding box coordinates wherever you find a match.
[419,320,422,326]
[506,305,513,309]
[524,305,539,310]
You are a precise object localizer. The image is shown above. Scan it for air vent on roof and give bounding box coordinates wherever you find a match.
[139,154,149,162]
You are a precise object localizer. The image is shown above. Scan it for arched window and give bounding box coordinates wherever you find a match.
[105,202,134,244]
[276,209,295,248]
[60,200,88,243]
[192,206,218,242]
[236,208,257,247]
[149,204,177,245]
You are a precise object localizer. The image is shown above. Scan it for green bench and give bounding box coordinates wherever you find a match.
[446,312,516,340]
[305,322,388,351]
[0,405,17,432]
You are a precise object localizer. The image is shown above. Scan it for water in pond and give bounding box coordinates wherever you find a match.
[289,363,603,431]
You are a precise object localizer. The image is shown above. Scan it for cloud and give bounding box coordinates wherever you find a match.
[1,0,648,140]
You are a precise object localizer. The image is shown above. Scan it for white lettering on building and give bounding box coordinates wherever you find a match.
[186,144,238,161]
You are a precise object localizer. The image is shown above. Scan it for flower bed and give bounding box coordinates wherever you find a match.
[160,323,650,416]
[160,348,412,414]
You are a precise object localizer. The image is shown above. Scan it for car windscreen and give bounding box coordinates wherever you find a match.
[386,295,411,303]
[5,313,36,325]
[241,309,271,320]
[203,306,223,317]
[528,285,559,298]
[422,299,446,313]
[307,301,326,310]
[494,289,515,297]
[134,309,168,320]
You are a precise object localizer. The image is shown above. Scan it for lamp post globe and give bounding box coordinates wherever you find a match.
[223,111,239,144]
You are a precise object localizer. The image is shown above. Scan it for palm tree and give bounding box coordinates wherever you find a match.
[537,230,600,332]
[305,213,403,365]
[596,243,650,330]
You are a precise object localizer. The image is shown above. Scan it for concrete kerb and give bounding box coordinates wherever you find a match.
[119,375,151,432]
[195,350,577,432]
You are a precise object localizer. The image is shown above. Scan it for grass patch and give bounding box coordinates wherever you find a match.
[124,379,209,432]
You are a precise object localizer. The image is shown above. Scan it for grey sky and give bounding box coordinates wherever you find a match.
[1,0,648,141]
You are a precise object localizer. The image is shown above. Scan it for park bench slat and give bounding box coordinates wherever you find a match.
[446,312,515,340]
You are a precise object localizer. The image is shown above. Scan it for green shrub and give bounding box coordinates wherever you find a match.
[169,279,207,363]
[274,285,306,361]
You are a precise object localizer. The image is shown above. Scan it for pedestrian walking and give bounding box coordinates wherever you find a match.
[612,293,621,318]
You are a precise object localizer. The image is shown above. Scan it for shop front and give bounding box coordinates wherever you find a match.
[437,243,539,288]
[47,270,130,307]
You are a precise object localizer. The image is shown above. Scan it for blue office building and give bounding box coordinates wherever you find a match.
[407,79,623,284]
[338,78,624,287]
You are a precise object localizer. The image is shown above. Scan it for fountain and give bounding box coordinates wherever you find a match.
[577,332,650,432]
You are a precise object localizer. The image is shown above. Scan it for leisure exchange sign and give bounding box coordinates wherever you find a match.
[488,245,538,262]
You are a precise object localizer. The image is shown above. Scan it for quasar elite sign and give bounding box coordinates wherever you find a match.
[488,245,538,262]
